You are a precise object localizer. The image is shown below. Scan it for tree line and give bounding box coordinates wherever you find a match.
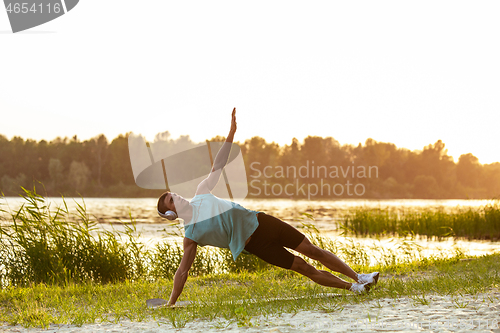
[0,133,499,199]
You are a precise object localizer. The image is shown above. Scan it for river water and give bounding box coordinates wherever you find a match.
[1,197,499,258]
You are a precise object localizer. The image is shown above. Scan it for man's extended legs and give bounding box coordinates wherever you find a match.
[289,256,353,290]
[293,237,359,282]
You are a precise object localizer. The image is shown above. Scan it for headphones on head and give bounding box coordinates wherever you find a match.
[158,209,178,220]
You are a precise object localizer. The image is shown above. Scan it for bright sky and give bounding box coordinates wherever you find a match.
[1,1,499,164]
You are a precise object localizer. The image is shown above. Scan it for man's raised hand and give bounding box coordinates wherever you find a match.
[230,108,237,133]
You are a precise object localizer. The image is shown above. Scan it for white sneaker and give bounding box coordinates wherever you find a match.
[349,282,371,294]
[358,272,379,285]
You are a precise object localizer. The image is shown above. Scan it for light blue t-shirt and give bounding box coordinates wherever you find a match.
[184,193,259,261]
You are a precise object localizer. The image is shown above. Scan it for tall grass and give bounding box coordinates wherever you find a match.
[0,187,147,286]
[340,202,500,240]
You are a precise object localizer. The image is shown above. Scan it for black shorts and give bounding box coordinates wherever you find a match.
[244,212,306,269]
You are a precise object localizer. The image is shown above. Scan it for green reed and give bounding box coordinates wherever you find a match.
[340,202,500,240]
[0,187,147,286]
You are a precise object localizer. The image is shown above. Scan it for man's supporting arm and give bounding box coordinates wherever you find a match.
[168,237,198,305]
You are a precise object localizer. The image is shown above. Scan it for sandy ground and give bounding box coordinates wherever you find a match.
[1,292,499,333]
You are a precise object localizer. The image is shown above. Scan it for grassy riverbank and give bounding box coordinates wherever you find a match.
[1,189,499,329]
[0,253,499,329]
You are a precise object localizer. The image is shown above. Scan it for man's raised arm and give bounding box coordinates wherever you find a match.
[195,108,237,195]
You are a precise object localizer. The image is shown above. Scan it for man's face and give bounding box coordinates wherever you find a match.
[164,192,189,214]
